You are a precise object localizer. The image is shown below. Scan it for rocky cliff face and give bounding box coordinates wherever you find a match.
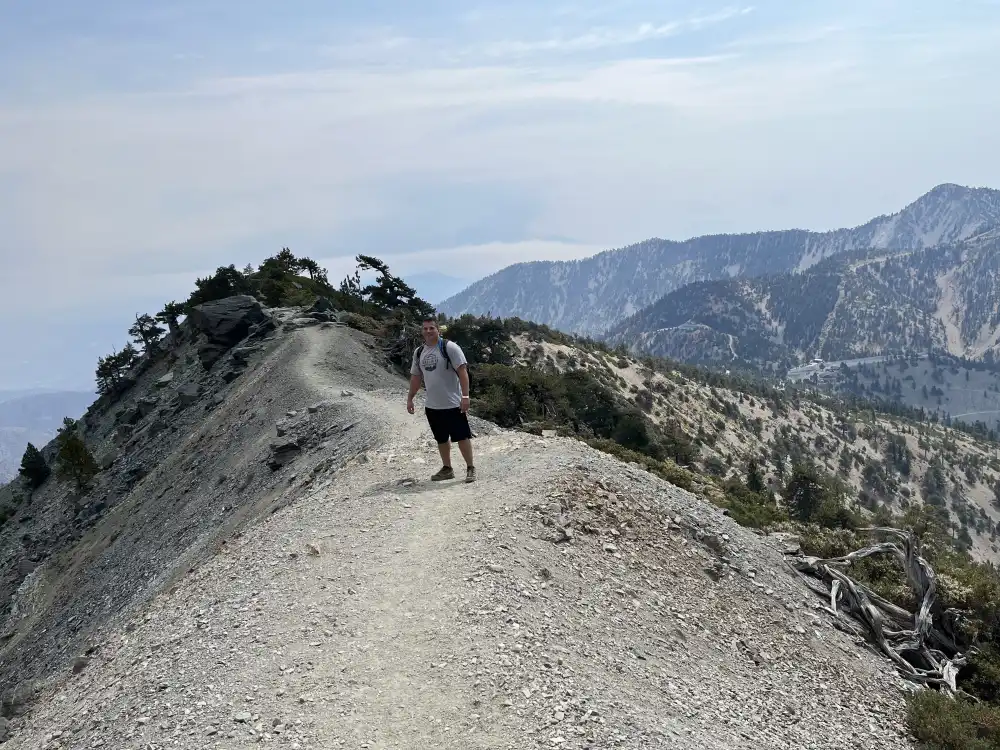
[440,183,1000,336]
[0,296,381,731]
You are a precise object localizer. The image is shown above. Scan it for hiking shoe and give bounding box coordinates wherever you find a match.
[465,466,477,483]
[431,466,455,481]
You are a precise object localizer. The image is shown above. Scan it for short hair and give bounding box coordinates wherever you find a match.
[421,317,438,325]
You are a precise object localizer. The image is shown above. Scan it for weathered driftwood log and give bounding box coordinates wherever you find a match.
[787,527,968,693]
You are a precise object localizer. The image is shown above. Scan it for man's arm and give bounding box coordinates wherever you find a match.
[407,349,421,412]
[456,364,470,412]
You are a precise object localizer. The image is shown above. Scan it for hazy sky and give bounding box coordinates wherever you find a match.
[2,0,1000,390]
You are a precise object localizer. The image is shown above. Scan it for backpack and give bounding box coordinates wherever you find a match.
[415,338,453,382]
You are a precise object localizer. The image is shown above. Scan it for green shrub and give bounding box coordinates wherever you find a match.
[907,690,1000,750]
[586,439,697,492]
[719,478,787,529]
[964,646,1000,705]
[810,497,862,530]
[343,313,383,337]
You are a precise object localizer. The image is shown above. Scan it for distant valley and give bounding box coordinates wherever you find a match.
[0,390,94,482]
[787,354,1000,435]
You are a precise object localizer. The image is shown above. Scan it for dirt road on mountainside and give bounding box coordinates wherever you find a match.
[7,325,915,749]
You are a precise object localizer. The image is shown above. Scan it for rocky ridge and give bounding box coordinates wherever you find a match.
[0,313,919,747]
[0,295,382,733]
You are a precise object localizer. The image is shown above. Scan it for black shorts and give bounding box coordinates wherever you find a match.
[425,407,473,445]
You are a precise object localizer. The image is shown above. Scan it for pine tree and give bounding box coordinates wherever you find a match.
[746,458,765,493]
[156,301,185,336]
[55,418,99,492]
[18,443,50,489]
[340,269,363,299]
[95,344,140,396]
[298,257,329,285]
[129,313,166,352]
[783,465,828,523]
[355,254,434,318]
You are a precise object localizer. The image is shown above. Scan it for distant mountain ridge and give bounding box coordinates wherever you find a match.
[439,183,1000,336]
[604,229,1000,369]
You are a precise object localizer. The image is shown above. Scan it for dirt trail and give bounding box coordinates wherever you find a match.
[285,327,520,747]
[5,325,915,749]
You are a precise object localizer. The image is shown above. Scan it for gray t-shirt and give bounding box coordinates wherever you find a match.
[411,339,468,410]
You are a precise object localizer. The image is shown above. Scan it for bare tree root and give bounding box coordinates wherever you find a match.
[788,527,970,694]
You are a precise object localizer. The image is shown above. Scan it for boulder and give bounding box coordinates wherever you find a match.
[310,296,336,313]
[146,419,168,439]
[176,384,202,408]
[231,345,261,364]
[155,372,174,389]
[197,342,230,370]
[71,656,91,674]
[116,406,141,426]
[113,425,134,444]
[268,439,301,471]
[284,317,321,332]
[247,318,277,341]
[188,296,268,369]
[136,396,159,418]
[98,449,118,470]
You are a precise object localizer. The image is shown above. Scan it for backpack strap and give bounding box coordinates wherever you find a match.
[438,338,452,370]
[414,344,425,385]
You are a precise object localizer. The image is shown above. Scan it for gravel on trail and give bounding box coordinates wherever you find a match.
[5,326,915,749]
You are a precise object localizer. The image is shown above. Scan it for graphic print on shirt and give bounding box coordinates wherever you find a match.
[421,349,440,372]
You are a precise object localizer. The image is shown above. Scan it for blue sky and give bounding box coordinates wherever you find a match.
[2,0,1000,389]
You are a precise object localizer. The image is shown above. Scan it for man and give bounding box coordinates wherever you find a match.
[407,317,476,483]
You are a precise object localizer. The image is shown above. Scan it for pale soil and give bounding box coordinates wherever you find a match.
[9,326,914,749]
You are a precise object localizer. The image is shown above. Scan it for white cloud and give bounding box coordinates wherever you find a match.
[3,2,1000,388]
[478,6,754,57]
[329,239,606,280]
[725,24,849,48]
[1,29,995,287]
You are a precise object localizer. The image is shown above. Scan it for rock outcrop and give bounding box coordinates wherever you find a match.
[187,295,268,370]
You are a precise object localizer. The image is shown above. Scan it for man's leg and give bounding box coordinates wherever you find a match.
[437,439,452,468]
[457,439,473,467]
[426,408,455,480]
[451,409,476,482]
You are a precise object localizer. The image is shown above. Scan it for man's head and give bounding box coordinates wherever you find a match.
[421,317,440,344]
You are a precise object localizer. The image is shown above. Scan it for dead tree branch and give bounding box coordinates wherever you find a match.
[788,527,968,693]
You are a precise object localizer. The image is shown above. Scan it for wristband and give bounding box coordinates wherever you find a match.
[461,395,470,400]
